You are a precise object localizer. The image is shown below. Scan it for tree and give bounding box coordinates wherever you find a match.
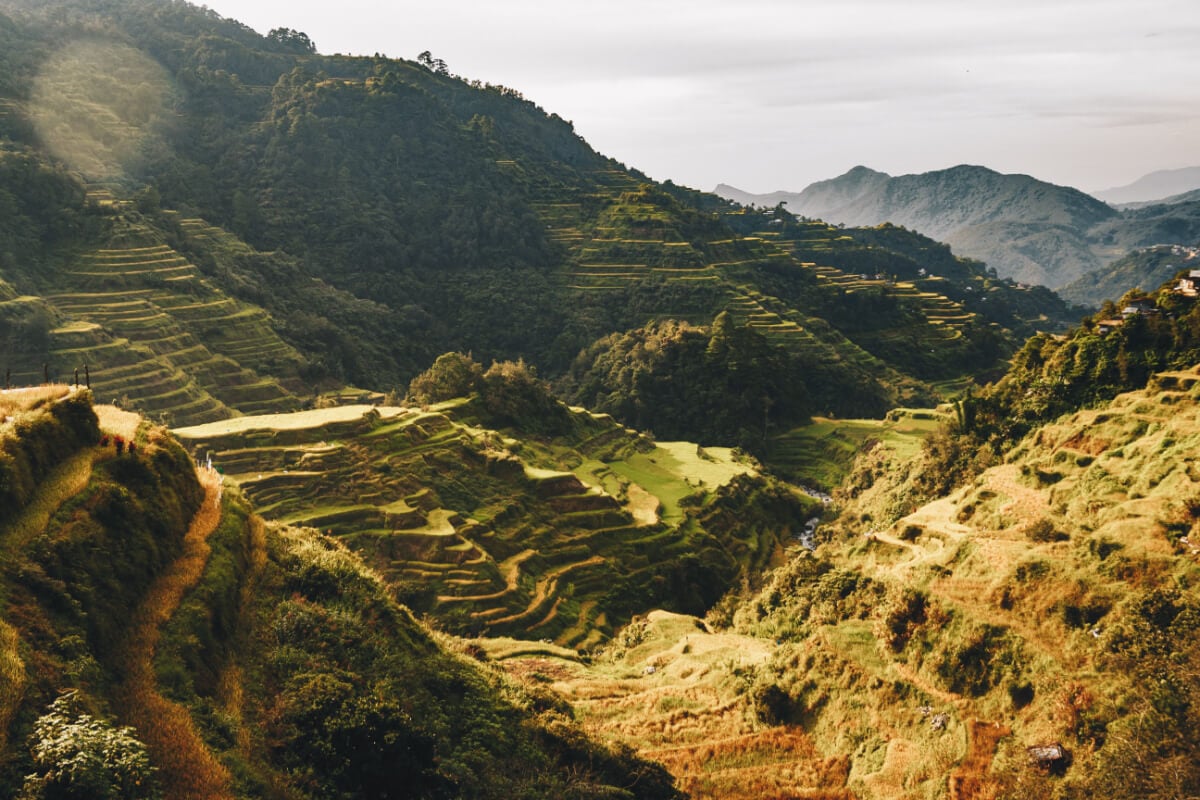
[416,50,448,74]
[480,359,570,434]
[133,185,160,215]
[406,352,482,404]
[267,28,316,54]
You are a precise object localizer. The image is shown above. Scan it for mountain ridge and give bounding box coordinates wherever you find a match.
[1094,165,1200,205]
[718,165,1200,291]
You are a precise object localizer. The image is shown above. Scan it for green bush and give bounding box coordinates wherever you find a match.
[407,352,483,404]
[19,692,160,800]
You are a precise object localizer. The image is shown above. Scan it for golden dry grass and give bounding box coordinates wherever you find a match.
[948,720,1011,800]
[114,469,234,800]
[0,384,71,419]
[1,448,95,550]
[0,618,25,753]
[495,610,859,799]
[94,403,142,440]
[216,515,267,755]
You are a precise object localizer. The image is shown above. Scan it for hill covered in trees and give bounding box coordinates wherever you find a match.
[0,0,1076,445]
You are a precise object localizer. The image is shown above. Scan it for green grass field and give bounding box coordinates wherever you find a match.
[766,409,944,489]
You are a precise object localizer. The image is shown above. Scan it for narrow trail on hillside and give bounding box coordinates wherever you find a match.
[114,470,234,800]
[889,661,964,710]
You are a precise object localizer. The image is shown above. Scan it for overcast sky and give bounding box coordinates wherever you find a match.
[197,0,1200,194]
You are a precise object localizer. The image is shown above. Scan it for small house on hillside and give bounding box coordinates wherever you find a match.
[1122,297,1158,317]
[1176,269,1200,297]
[1097,318,1125,335]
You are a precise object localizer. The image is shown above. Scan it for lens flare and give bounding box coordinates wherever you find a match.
[29,39,175,183]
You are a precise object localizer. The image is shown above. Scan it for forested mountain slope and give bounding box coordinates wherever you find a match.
[0,0,1073,443]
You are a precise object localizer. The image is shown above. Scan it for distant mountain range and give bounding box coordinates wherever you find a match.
[1094,166,1200,205]
[718,165,1200,293]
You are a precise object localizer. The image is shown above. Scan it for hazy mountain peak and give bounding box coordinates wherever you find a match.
[838,164,890,179]
[1095,166,1200,205]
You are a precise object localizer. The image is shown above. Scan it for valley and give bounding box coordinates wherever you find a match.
[1,0,1199,798]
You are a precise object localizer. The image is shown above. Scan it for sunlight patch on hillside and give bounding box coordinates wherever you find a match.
[29,39,176,182]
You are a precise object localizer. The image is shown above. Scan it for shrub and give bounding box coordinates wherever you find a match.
[880,587,927,651]
[1007,680,1035,710]
[1026,518,1066,542]
[1087,537,1124,561]
[1013,559,1050,583]
[750,681,796,725]
[934,623,1018,696]
[20,691,160,800]
[407,352,483,404]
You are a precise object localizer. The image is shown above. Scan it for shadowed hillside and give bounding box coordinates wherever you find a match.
[0,387,682,798]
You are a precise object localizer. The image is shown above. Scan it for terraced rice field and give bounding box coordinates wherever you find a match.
[30,228,304,425]
[532,172,733,300]
[722,288,814,348]
[175,401,774,644]
[811,263,978,340]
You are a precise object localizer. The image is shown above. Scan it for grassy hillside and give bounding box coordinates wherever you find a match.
[0,387,682,798]
[486,371,1200,799]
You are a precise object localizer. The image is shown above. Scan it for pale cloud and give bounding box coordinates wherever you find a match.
[197,0,1200,192]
